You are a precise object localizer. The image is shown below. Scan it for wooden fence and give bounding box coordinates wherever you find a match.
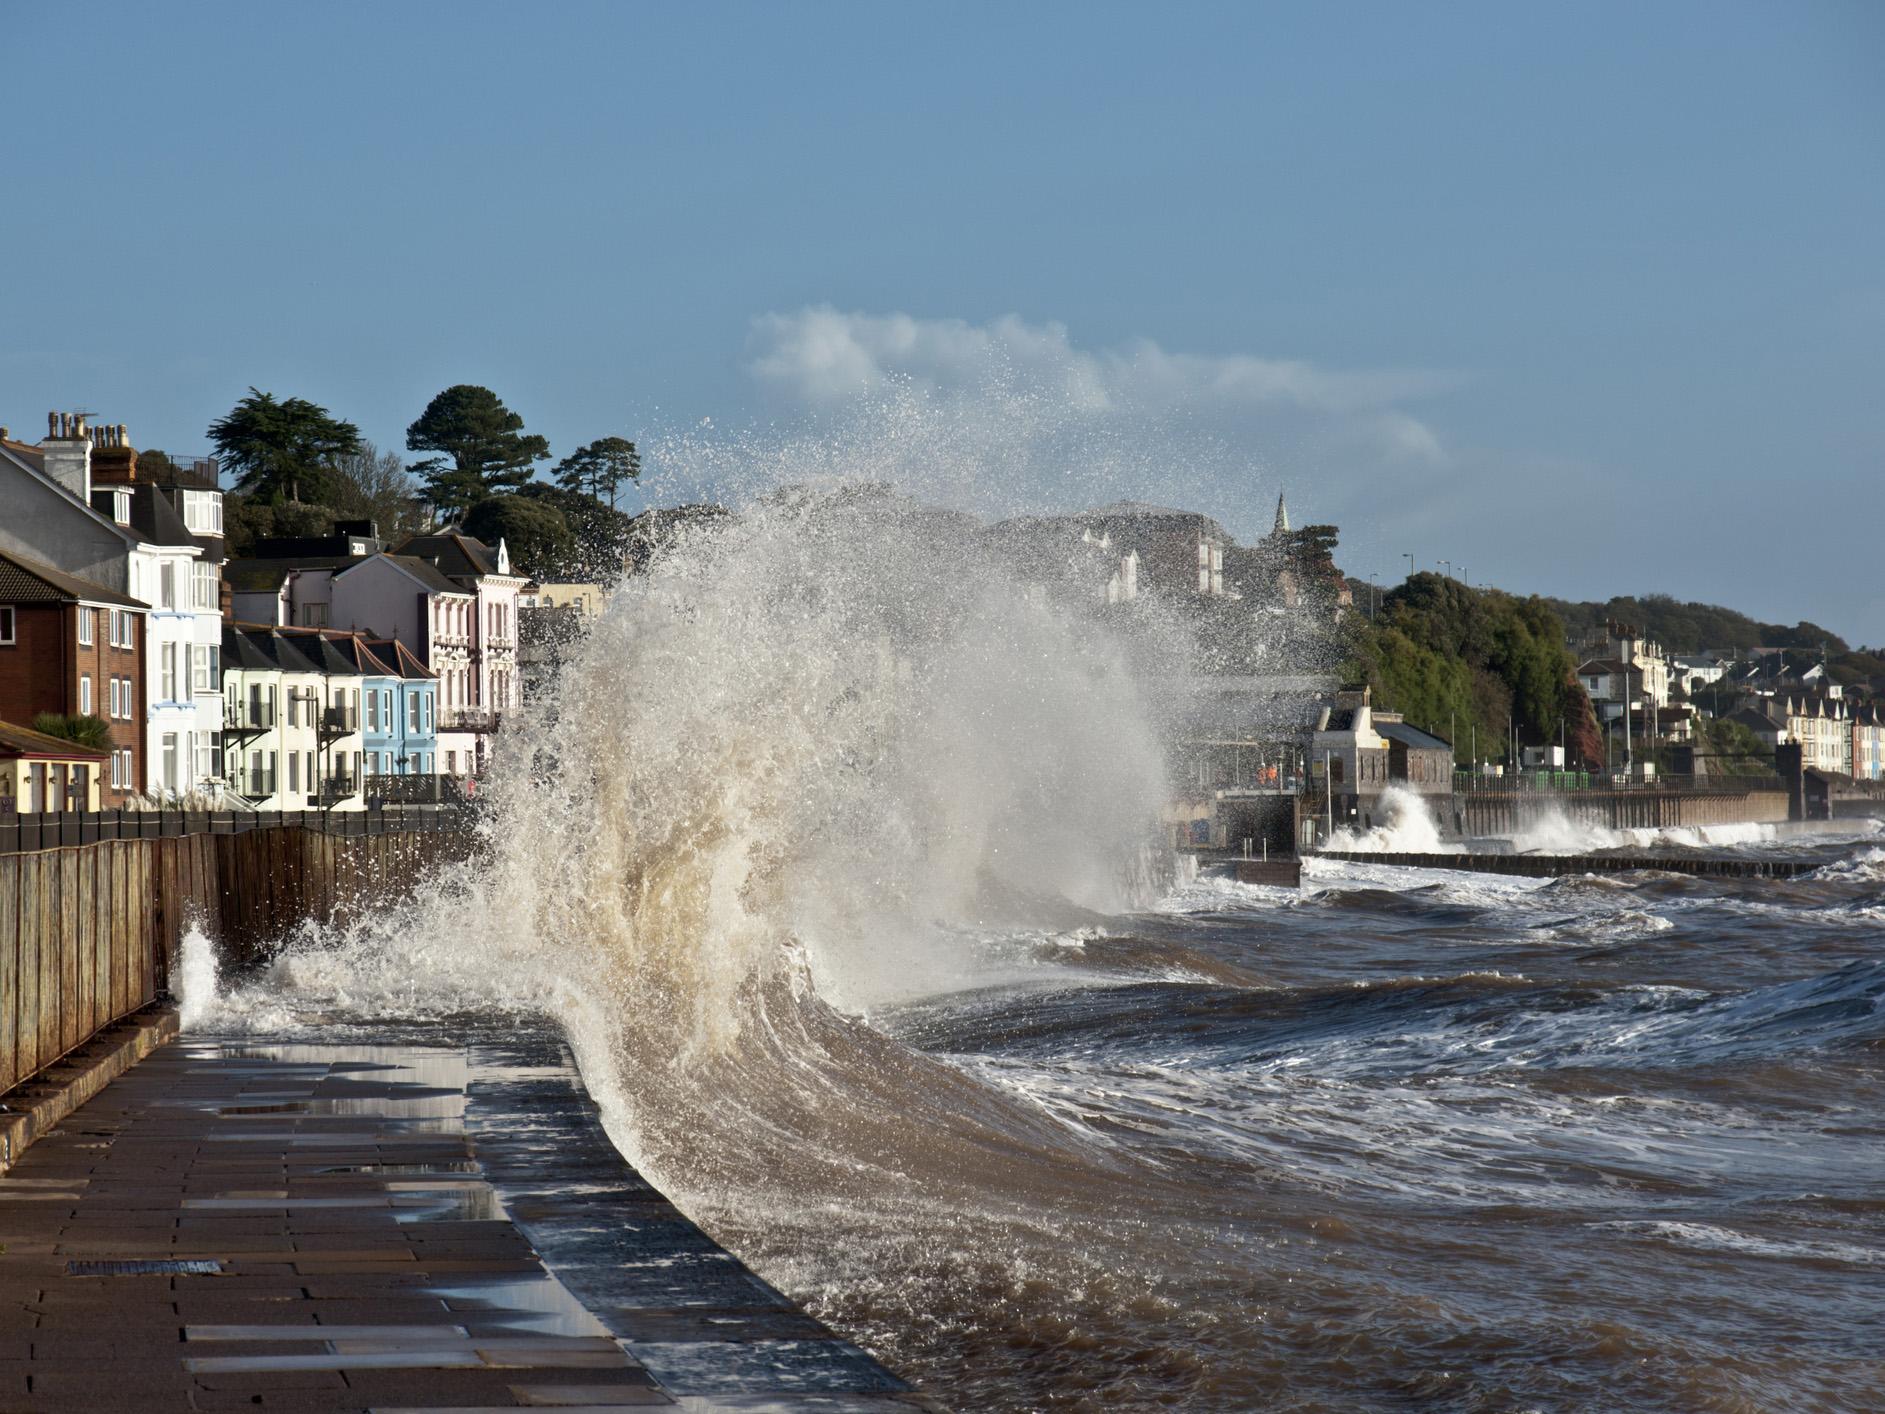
[0,827,474,1096]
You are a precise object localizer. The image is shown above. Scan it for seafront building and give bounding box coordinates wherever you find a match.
[361,637,439,778]
[0,548,149,803]
[0,718,110,813]
[0,415,225,799]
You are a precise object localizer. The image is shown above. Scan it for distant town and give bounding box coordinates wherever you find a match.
[1,386,1880,834]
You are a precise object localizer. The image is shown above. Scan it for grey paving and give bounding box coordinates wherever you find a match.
[0,1026,936,1411]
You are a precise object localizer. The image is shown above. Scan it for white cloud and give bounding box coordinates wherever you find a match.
[746,306,1458,465]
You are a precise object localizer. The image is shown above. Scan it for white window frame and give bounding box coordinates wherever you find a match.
[78,607,94,646]
[79,674,92,714]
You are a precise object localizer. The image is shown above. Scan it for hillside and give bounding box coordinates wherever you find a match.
[1544,593,1849,656]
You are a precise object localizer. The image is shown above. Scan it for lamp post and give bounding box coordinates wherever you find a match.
[1403,552,1415,582]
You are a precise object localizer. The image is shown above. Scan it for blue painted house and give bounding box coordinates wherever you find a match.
[364,637,437,775]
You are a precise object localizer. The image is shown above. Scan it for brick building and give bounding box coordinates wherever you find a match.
[0,548,148,803]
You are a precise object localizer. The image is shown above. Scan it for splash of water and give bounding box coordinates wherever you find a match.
[176,925,221,1030]
[1327,784,1450,852]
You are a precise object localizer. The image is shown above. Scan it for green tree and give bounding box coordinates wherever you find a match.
[32,712,112,751]
[462,495,575,581]
[221,498,336,558]
[206,388,363,505]
[553,437,641,509]
[406,385,549,522]
[515,483,632,581]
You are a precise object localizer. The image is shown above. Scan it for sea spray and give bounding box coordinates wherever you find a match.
[176,924,220,1029]
[1327,784,1451,852]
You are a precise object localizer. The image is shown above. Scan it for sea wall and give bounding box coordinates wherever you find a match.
[0,826,472,1096]
[1451,789,1789,838]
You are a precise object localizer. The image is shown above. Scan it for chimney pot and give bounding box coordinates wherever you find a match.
[117,423,128,447]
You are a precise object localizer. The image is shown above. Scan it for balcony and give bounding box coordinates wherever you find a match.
[318,706,358,740]
[225,701,275,739]
[235,769,277,801]
[315,774,359,808]
[439,708,500,733]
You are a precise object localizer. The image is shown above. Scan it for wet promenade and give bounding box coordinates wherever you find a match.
[0,1024,928,1412]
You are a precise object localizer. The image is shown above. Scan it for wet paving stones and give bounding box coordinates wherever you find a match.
[0,1028,936,1411]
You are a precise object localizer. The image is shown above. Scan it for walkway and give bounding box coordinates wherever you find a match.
[0,1025,928,1412]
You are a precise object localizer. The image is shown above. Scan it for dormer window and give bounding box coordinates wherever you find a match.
[181,490,224,534]
[113,490,132,525]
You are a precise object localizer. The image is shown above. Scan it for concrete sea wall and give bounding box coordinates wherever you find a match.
[1450,788,1790,838]
[0,827,472,1097]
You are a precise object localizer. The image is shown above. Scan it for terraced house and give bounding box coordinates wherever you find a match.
[0,547,148,804]
[0,414,224,799]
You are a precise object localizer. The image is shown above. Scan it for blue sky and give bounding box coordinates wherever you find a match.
[5,2,1880,641]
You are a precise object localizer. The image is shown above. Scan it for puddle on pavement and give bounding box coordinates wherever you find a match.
[429,1273,613,1337]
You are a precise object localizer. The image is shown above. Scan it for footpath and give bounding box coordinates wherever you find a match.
[0,1017,933,1413]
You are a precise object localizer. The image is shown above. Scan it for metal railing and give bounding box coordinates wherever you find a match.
[319,706,358,737]
[237,769,277,800]
[226,701,276,732]
[439,708,501,732]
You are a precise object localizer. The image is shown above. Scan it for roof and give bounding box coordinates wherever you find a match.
[124,483,200,550]
[392,532,505,581]
[1578,658,1632,676]
[1378,720,1453,751]
[0,547,146,608]
[361,637,435,680]
[0,438,46,474]
[0,719,110,760]
[338,552,468,597]
[225,555,362,595]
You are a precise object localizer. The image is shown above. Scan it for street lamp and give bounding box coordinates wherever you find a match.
[1403,552,1415,581]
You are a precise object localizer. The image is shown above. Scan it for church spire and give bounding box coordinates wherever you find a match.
[1273,491,1290,535]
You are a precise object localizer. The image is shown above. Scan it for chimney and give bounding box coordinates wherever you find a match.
[91,418,138,485]
[42,410,93,503]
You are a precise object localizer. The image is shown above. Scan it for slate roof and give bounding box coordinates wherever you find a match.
[361,638,435,680]
[1378,720,1453,751]
[341,552,467,597]
[0,547,145,608]
[224,556,360,594]
[124,483,198,549]
[0,718,109,760]
[392,533,504,580]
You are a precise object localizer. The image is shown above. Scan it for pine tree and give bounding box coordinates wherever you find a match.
[553,437,641,509]
[405,385,549,522]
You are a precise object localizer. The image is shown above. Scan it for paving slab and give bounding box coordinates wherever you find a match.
[0,1026,935,1410]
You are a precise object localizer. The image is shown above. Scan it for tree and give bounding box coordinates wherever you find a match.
[553,437,641,509]
[462,495,575,581]
[515,483,633,581]
[330,441,422,538]
[406,385,549,522]
[221,498,336,558]
[32,712,112,752]
[206,388,362,505]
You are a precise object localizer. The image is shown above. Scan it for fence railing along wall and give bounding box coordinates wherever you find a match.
[0,825,476,1098]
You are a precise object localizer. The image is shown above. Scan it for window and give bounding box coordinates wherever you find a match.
[367,690,379,732]
[182,491,224,535]
[79,675,92,714]
[0,606,15,644]
[287,689,299,728]
[160,561,176,609]
[288,752,300,792]
[384,689,393,727]
[78,607,94,646]
[110,751,122,789]
[192,562,217,611]
[109,678,121,719]
[162,733,180,794]
[408,694,420,732]
[161,643,178,702]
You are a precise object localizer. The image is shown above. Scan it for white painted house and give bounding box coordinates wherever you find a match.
[0,414,222,799]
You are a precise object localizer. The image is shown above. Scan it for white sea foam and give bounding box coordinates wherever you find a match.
[176,924,221,1030]
[1326,785,1451,853]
